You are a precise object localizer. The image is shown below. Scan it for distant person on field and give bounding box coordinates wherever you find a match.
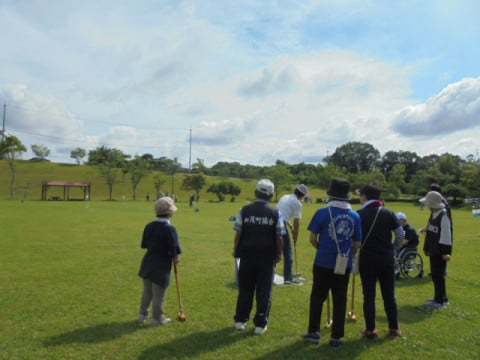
[419,191,452,309]
[276,184,308,284]
[395,212,419,251]
[138,196,181,326]
[232,179,285,335]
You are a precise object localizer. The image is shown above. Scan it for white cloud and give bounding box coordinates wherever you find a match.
[1,1,479,166]
[392,77,480,136]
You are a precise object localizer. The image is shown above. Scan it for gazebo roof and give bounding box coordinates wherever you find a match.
[46,181,90,187]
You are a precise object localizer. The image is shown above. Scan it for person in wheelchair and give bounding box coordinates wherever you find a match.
[395,212,423,280]
[395,212,419,252]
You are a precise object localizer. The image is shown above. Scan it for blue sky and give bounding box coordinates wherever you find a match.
[1,0,479,167]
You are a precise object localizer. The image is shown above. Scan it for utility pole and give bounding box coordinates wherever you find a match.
[1,102,5,141]
[189,128,192,171]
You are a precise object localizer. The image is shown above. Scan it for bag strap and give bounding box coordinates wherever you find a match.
[328,207,351,256]
[360,206,382,250]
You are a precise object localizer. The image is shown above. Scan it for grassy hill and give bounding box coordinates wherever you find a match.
[0,160,326,202]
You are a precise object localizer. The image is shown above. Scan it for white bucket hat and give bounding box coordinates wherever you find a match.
[154,196,177,216]
[419,191,445,209]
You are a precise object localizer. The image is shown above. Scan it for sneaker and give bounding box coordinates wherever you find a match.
[424,301,445,310]
[428,298,449,306]
[329,338,342,347]
[361,329,378,340]
[254,326,267,334]
[389,328,401,340]
[284,279,303,285]
[152,317,171,326]
[302,332,320,344]
[138,313,148,324]
[235,322,246,331]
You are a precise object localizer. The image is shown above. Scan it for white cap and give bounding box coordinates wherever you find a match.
[256,179,275,196]
[396,212,407,220]
[295,184,308,195]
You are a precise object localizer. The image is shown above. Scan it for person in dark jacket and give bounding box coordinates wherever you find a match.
[232,179,285,335]
[395,212,419,250]
[420,191,452,309]
[138,196,181,326]
[357,183,405,340]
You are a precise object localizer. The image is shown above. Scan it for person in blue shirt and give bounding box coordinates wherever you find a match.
[302,178,362,347]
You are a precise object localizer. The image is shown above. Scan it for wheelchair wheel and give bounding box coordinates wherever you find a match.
[399,250,423,279]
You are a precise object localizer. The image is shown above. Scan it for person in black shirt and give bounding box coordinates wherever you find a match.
[232,179,285,335]
[420,191,452,309]
[138,196,181,326]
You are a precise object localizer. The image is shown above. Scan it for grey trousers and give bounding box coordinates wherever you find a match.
[139,278,167,321]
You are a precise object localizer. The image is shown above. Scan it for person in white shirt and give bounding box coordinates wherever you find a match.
[276,184,307,284]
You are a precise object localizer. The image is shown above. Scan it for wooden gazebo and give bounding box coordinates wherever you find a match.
[41,181,91,201]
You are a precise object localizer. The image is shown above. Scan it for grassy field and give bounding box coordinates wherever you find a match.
[1,197,479,359]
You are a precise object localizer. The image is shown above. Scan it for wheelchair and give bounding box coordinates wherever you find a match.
[395,247,424,279]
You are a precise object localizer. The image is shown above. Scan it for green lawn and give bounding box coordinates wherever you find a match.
[0,199,479,359]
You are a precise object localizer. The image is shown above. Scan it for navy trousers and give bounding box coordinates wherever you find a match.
[308,265,350,339]
[234,257,275,328]
[360,253,399,331]
[429,255,448,303]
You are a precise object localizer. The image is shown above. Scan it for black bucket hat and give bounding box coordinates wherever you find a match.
[327,178,351,201]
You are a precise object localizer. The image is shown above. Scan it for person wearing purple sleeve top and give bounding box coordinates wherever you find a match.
[302,178,362,347]
[232,179,285,335]
[138,196,182,326]
[357,183,404,340]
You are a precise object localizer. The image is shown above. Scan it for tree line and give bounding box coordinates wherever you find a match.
[1,135,479,201]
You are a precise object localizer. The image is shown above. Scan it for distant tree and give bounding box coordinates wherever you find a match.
[326,142,381,173]
[388,163,407,194]
[349,169,387,197]
[192,158,208,173]
[0,135,27,198]
[460,161,480,197]
[151,156,177,171]
[182,173,206,200]
[127,155,150,200]
[90,147,129,200]
[437,153,464,182]
[207,181,241,202]
[168,157,182,195]
[31,144,50,160]
[410,164,453,196]
[443,183,469,204]
[287,161,318,185]
[381,150,420,182]
[265,163,294,201]
[70,147,86,165]
[140,153,155,169]
[87,146,130,166]
[153,173,167,198]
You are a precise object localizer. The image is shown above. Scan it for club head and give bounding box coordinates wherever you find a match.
[348,312,357,322]
[326,320,333,328]
[178,312,187,322]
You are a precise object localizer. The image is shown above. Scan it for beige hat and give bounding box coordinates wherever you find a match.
[154,196,177,216]
[419,191,445,209]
